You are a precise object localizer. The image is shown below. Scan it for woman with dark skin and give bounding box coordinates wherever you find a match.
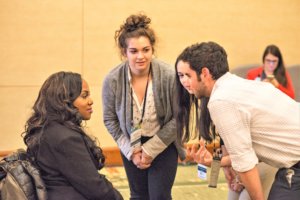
[23,71,123,200]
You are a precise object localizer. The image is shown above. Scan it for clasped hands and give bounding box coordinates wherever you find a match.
[131,148,153,169]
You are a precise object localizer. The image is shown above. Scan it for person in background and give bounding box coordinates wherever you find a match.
[102,13,185,200]
[23,71,123,200]
[247,44,295,99]
[175,41,300,200]
[228,44,296,200]
[242,45,295,199]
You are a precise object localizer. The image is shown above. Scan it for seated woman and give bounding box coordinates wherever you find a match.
[247,44,295,99]
[22,71,123,200]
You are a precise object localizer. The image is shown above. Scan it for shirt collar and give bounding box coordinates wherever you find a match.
[211,72,232,96]
[127,65,132,84]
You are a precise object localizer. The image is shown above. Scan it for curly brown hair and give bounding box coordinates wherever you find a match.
[114,13,156,57]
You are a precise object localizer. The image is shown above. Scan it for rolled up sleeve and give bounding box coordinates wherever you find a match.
[208,100,258,172]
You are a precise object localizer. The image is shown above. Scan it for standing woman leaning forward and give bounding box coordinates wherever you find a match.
[102,13,185,200]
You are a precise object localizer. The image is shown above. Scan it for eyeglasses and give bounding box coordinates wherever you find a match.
[265,59,278,64]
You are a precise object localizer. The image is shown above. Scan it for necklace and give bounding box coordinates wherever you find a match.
[130,65,152,129]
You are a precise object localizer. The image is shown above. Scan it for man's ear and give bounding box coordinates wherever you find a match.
[201,67,210,77]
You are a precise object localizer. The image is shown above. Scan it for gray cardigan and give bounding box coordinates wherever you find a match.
[102,59,185,160]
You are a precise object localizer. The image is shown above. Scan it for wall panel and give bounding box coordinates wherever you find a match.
[0,0,299,150]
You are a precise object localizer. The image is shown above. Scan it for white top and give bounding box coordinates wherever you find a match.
[208,72,300,172]
[128,70,160,138]
[128,68,164,158]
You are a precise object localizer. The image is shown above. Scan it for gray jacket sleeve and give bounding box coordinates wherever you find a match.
[102,69,132,160]
[142,60,178,159]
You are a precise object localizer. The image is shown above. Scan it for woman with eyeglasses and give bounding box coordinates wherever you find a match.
[233,45,296,199]
[247,44,295,99]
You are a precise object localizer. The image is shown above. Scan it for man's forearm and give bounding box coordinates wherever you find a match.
[238,166,264,200]
[220,145,231,167]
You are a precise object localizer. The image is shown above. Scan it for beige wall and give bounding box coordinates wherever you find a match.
[1,0,300,150]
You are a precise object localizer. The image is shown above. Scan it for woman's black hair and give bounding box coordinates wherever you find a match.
[23,71,105,169]
[262,44,287,87]
[175,42,228,143]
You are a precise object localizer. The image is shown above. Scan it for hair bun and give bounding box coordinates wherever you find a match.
[124,14,151,32]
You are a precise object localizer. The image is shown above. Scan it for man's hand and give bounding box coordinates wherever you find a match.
[223,166,236,189]
[223,167,244,192]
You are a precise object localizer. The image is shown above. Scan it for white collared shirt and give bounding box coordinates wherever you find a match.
[128,68,160,137]
[208,72,300,172]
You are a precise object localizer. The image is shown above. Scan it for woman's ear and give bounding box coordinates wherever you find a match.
[121,48,127,58]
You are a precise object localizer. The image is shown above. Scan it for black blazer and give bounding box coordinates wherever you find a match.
[36,122,122,200]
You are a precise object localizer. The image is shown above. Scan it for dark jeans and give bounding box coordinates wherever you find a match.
[268,166,300,200]
[121,140,178,200]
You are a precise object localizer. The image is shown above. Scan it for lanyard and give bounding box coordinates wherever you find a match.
[130,65,152,128]
[211,124,222,159]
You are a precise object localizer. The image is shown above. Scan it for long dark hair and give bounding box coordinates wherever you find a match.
[23,71,105,169]
[174,73,199,142]
[263,44,287,87]
[175,42,229,143]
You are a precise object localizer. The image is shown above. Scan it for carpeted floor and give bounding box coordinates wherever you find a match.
[101,163,229,200]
